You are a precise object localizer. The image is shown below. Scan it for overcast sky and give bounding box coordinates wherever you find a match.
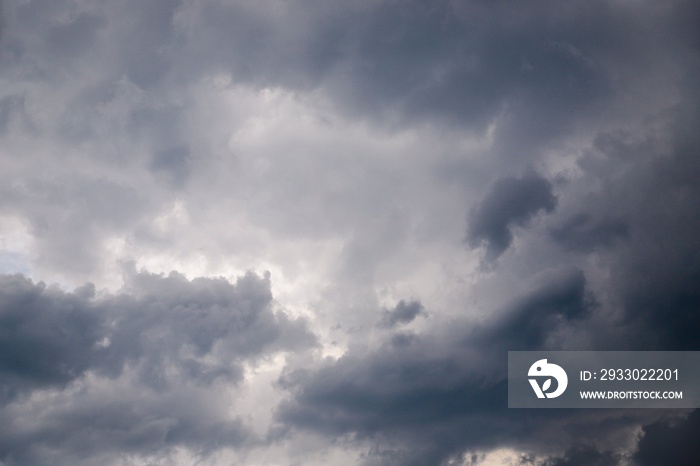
[1,0,699,465]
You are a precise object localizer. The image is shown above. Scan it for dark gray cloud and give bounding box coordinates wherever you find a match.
[561,104,700,352]
[549,213,629,252]
[0,0,683,278]
[7,0,177,87]
[0,0,699,464]
[0,390,250,466]
[0,0,687,139]
[277,117,700,462]
[468,172,557,260]
[275,270,644,466]
[379,300,424,328]
[177,0,626,144]
[477,268,594,351]
[0,269,315,463]
[633,410,700,466]
[534,445,621,466]
[0,275,103,400]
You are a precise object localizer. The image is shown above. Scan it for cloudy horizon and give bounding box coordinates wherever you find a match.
[1,0,699,464]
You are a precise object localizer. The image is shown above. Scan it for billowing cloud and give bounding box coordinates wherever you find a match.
[0,0,698,464]
[378,300,424,328]
[476,267,594,350]
[0,275,103,399]
[0,269,315,464]
[275,270,647,466]
[537,445,621,466]
[633,410,700,466]
[468,173,557,260]
[549,213,629,252]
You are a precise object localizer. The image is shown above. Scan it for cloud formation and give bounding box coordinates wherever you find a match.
[633,410,700,466]
[276,270,641,466]
[0,0,698,464]
[468,173,557,260]
[378,300,424,328]
[0,270,314,464]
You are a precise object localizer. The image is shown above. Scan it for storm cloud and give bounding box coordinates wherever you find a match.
[379,300,424,328]
[276,269,617,466]
[633,410,700,466]
[0,270,315,464]
[468,173,557,260]
[0,0,699,464]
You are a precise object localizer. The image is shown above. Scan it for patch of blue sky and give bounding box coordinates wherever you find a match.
[0,250,32,276]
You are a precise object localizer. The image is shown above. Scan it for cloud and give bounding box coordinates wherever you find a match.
[379,300,424,328]
[534,445,621,466]
[549,213,629,252]
[1,0,699,464]
[171,0,627,146]
[0,269,315,463]
[275,270,640,466]
[0,385,250,466]
[477,267,595,351]
[633,410,700,466]
[557,107,700,352]
[150,145,192,188]
[468,172,557,260]
[0,178,152,277]
[0,95,26,135]
[0,275,103,399]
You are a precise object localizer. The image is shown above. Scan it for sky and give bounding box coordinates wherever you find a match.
[0,0,699,465]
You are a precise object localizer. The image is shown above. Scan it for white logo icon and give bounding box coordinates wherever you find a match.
[528,359,568,399]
